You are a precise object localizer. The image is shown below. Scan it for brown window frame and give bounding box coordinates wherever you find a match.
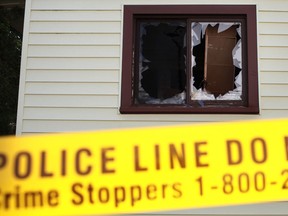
[120,5,259,114]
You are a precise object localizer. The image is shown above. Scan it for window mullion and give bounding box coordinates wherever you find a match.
[186,19,193,105]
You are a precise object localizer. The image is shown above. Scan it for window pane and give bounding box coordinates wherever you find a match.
[137,21,186,104]
[191,22,242,101]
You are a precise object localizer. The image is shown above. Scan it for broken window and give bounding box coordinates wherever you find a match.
[191,22,242,101]
[121,5,259,114]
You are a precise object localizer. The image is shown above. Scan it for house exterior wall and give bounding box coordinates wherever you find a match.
[16,0,288,135]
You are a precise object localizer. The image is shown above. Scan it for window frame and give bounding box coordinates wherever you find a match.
[120,5,259,114]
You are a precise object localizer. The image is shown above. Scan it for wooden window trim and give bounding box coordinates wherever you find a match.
[120,5,259,114]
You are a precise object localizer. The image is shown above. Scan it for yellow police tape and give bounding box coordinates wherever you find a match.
[0,119,288,215]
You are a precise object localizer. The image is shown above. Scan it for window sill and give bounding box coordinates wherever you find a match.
[120,105,259,114]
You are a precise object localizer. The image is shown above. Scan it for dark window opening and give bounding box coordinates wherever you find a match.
[192,35,205,90]
[137,21,187,104]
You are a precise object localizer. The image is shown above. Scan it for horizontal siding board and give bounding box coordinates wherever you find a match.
[21,133,47,136]
[260,110,288,117]
[259,23,288,35]
[25,83,119,95]
[127,1,288,12]
[259,35,288,47]
[258,11,288,23]
[259,59,288,71]
[28,34,121,45]
[261,84,288,96]
[26,70,119,82]
[31,0,121,10]
[24,95,118,108]
[26,58,120,70]
[261,97,288,109]
[259,47,288,59]
[31,0,248,10]
[30,21,121,33]
[31,0,288,11]
[28,45,120,58]
[258,2,288,12]
[21,111,288,133]
[22,120,189,133]
[22,120,118,132]
[30,10,121,21]
[260,72,288,84]
[22,107,113,120]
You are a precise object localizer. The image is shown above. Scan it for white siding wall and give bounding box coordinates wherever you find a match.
[17,0,288,134]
